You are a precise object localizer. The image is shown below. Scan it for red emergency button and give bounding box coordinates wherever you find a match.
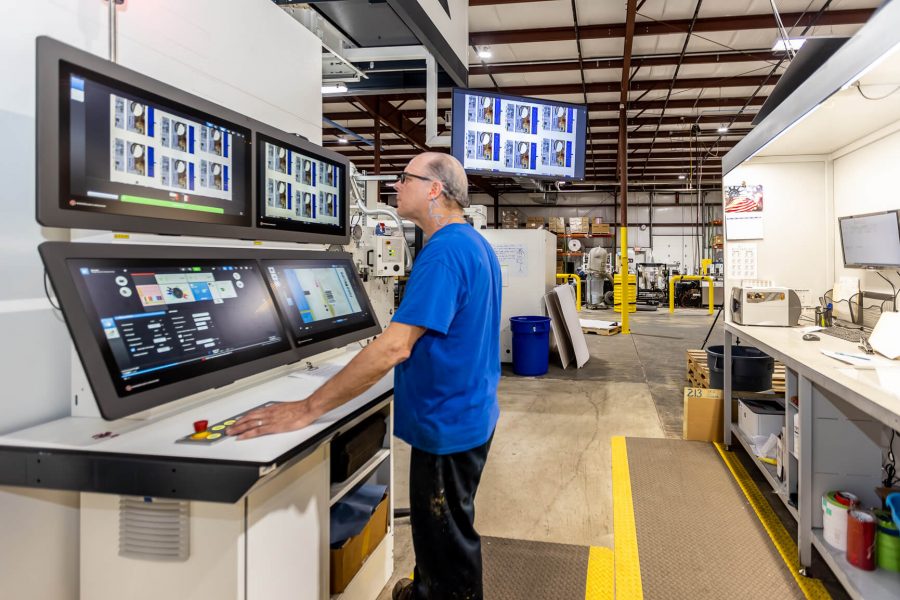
[193,420,209,433]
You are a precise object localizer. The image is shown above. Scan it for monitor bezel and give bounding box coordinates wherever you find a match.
[40,242,381,421]
[254,128,351,241]
[36,36,350,245]
[838,209,900,269]
[450,87,588,182]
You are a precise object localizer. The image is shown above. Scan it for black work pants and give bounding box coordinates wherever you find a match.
[409,433,494,600]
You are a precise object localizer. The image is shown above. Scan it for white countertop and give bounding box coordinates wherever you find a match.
[0,349,393,465]
[725,322,900,430]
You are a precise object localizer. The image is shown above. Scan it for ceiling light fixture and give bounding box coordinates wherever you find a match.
[337,136,348,144]
[678,175,687,180]
[717,125,729,133]
[477,47,492,59]
[321,83,348,94]
[772,38,806,53]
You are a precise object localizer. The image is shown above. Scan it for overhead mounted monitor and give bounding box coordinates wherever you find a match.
[36,36,349,244]
[256,130,350,242]
[36,37,257,236]
[839,210,900,269]
[262,257,380,348]
[450,88,587,181]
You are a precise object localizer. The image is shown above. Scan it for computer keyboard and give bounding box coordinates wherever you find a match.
[820,326,869,343]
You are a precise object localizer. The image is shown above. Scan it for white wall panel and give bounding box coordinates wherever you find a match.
[832,127,900,301]
[0,1,325,597]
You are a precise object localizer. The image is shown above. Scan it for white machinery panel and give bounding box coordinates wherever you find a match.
[478,229,556,362]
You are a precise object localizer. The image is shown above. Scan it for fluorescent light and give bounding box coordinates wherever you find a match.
[321,83,348,94]
[477,47,492,59]
[772,38,806,53]
[717,125,729,133]
[337,136,348,144]
[678,175,687,180]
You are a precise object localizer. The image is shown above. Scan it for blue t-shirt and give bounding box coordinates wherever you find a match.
[391,223,501,455]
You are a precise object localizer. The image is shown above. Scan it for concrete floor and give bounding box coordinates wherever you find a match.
[375,308,724,599]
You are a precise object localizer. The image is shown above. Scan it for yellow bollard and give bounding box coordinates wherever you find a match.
[555,273,583,311]
[668,275,715,314]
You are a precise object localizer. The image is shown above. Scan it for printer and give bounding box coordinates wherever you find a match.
[731,286,802,326]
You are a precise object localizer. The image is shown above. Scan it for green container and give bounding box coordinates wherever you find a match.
[874,510,900,573]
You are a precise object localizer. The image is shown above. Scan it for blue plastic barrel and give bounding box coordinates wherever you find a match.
[510,316,552,376]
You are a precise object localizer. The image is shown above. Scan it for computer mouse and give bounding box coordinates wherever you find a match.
[802,334,820,341]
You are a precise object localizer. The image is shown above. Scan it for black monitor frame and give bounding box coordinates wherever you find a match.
[450,87,588,182]
[255,127,351,240]
[40,242,381,420]
[838,209,900,269]
[36,36,349,245]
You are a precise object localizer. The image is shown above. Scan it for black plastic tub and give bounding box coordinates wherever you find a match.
[706,345,775,391]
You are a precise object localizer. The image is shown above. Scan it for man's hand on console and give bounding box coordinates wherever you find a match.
[226,399,320,440]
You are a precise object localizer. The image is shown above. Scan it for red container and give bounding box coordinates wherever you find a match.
[847,509,877,571]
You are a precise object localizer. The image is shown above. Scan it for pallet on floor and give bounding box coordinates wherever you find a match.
[582,325,621,336]
[685,349,785,394]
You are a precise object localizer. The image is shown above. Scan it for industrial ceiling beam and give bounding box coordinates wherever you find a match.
[470,0,553,6]
[469,49,781,76]
[324,126,751,140]
[469,8,872,45]
[639,0,703,175]
[325,96,768,112]
[324,111,754,127]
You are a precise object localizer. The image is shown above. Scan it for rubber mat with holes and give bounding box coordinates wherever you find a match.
[482,537,612,600]
[614,437,813,600]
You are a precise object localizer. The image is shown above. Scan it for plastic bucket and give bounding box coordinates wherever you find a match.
[510,316,552,376]
[706,345,774,391]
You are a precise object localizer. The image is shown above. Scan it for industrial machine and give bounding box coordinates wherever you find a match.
[731,286,803,326]
[635,262,670,306]
[585,246,613,308]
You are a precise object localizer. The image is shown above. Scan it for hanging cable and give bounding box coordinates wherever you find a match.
[43,271,61,311]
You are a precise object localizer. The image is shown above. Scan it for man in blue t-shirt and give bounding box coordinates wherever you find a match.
[227,152,501,600]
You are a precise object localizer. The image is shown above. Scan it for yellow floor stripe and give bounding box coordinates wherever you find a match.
[611,436,643,600]
[584,546,614,600]
[713,443,831,600]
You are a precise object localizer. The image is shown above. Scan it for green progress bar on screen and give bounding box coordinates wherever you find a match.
[120,195,225,214]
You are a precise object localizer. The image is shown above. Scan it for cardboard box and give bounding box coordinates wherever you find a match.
[526,216,545,229]
[569,217,588,234]
[500,208,520,229]
[330,493,389,594]
[683,387,737,442]
[591,223,611,235]
[548,216,566,233]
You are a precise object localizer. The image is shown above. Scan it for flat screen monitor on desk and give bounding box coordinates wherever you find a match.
[255,131,349,243]
[450,88,587,181]
[36,37,255,238]
[40,243,295,420]
[839,210,900,269]
[262,257,380,348]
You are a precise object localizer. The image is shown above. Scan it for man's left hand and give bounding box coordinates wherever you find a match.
[225,399,318,440]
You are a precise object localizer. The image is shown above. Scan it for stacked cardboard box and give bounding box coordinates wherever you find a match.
[500,208,520,229]
[526,216,545,229]
[548,216,566,233]
[590,218,610,235]
[569,217,589,234]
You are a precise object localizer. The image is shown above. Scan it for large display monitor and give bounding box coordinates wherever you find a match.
[262,257,380,348]
[450,88,587,181]
[255,130,350,241]
[839,210,900,269]
[39,243,378,420]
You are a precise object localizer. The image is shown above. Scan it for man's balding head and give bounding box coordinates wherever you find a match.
[417,152,470,208]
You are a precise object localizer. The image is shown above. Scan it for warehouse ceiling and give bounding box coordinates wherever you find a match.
[304,0,881,192]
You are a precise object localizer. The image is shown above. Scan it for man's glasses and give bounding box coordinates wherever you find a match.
[397,171,433,184]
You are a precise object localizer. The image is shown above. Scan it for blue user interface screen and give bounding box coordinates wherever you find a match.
[68,259,290,396]
[262,259,377,346]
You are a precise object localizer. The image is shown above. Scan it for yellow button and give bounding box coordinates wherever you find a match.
[223,419,236,426]
[211,425,226,431]
[207,433,222,440]
[190,432,209,440]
